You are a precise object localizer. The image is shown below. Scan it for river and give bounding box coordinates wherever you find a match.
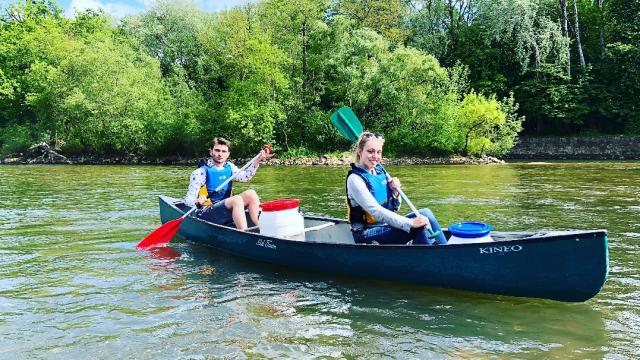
[0,162,638,359]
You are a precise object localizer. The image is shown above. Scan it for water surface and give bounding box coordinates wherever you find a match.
[0,162,638,358]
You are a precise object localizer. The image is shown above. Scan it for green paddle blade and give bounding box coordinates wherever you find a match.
[330,106,363,142]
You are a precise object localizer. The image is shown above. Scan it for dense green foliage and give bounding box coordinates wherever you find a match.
[0,0,636,158]
[418,0,639,136]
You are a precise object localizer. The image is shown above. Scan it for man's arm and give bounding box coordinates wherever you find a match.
[230,162,258,182]
[230,147,273,182]
[183,167,206,207]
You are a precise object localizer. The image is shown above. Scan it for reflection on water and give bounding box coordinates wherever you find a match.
[178,244,609,359]
[0,162,638,358]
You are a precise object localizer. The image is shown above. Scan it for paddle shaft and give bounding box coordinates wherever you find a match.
[284,222,335,238]
[386,174,420,217]
[181,151,264,219]
[384,168,440,238]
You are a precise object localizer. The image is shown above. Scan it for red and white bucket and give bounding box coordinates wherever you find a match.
[259,199,305,240]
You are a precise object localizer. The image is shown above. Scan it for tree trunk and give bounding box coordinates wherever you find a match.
[533,39,541,69]
[301,16,308,108]
[560,0,571,77]
[598,0,605,60]
[448,0,456,45]
[573,0,586,70]
[50,120,57,148]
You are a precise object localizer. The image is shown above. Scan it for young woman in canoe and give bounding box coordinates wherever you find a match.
[346,132,447,245]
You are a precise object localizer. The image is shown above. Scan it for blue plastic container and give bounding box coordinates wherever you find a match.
[448,222,493,244]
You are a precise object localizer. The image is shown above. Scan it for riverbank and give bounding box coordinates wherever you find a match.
[0,143,505,166]
[505,135,640,160]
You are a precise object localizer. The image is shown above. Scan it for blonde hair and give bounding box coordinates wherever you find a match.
[352,132,385,163]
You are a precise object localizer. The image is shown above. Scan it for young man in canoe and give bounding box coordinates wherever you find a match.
[345,132,447,245]
[183,137,273,230]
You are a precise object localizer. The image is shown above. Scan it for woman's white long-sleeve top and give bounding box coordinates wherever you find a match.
[346,164,412,233]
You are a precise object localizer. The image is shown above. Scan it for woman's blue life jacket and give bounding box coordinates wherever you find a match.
[200,161,233,203]
[346,163,398,230]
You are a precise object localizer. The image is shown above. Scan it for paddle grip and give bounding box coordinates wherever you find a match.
[426,228,441,239]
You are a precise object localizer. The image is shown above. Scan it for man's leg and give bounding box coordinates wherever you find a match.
[239,189,260,227]
[195,201,234,226]
[224,195,248,230]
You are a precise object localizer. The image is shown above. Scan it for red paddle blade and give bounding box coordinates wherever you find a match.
[136,217,184,250]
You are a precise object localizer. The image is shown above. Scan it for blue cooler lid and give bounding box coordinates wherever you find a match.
[448,222,493,238]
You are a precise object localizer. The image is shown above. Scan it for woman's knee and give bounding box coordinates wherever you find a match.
[419,208,434,218]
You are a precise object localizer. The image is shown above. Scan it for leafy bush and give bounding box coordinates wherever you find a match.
[279,146,315,158]
[455,91,524,157]
[0,123,34,155]
[515,66,588,135]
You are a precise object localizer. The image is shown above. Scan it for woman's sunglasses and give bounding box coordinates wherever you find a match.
[363,132,384,139]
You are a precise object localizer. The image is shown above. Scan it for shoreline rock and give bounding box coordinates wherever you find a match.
[1,143,72,165]
[1,149,505,166]
[264,155,505,166]
[505,135,640,160]
[4,135,638,165]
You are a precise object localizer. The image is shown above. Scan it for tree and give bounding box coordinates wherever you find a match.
[597,0,605,60]
[310,26,483,156]
[457,91,513,156]
[515,65,588,134]
[0,0,73,147]
[588,0,640,134]
[53,35,175,154]
[334,0,409,45]
[573,0,586,70]
[560,0,571,76]
[119,0,209,83]
[1,0,529,157]
[259,0,329,107]
[475,0,568,73]
[405,0,450,60]
[198,6,289,155]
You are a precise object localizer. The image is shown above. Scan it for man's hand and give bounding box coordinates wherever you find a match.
[258,144,275,162]
[196,196,208,207]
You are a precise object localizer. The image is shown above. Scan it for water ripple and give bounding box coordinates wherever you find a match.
[0,163,638,359]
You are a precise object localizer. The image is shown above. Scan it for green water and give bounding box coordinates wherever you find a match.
[0,162,638,358]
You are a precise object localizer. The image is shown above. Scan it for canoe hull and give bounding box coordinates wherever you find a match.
[159,196,608,302]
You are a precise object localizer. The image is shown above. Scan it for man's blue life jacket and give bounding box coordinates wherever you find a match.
[203,162,233,203]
